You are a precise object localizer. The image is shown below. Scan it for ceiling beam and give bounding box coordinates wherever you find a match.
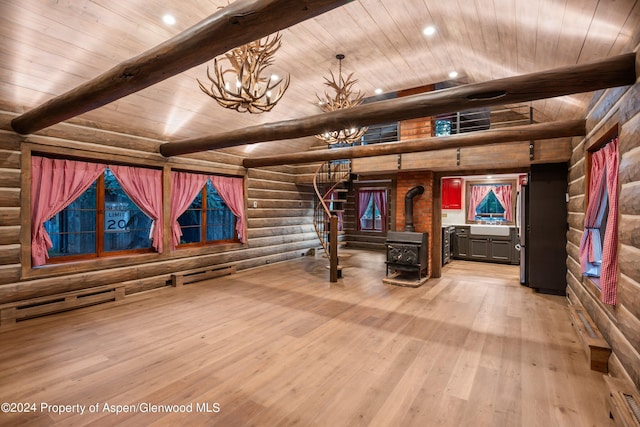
[10,0,353,135]
[242,119,586,167]
[160,52,637,157]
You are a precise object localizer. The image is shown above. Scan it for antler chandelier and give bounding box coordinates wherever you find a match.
[197,32,290,113]
[315,54,368,145]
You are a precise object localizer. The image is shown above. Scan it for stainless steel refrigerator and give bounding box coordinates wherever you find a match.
[516,184,528,285]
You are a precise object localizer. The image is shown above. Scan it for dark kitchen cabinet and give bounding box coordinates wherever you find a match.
[442,178,462,209]
[454,226,518,264]
[469,235,512,262]
[453,226,469,258]
[442,226,455,265]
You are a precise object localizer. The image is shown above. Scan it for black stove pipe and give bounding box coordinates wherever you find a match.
[404,185,424,232]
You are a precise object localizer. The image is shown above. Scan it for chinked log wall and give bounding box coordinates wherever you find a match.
[0,110,318,306]
[565,72,640,390]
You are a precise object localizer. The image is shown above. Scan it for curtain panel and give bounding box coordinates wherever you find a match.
[209,176,247,243]
[579,148,608,277]
[109,165,164,254]
[466,185,494,221]
[467,184,512,222]
[372,190,387,231]
[358,191,373,224]
[579,137,619,304]
[31,157,105,266]
[169,171,209,250]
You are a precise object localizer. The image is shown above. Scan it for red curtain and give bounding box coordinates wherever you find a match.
[169,171,209,250]
[209,176,247,243]
[109,165,164,254]
[31,157,105,266]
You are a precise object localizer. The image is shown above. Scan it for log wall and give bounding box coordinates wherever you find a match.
[566,68,640,390]
[0,110,318,305]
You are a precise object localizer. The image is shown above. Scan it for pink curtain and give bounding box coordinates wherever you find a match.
[600,138,619,305]
[358,190,373,224]
[579,148,607,276]
[109,165,164,253]
[31,157,105,266]
[373,190,387,231]
[209,176,247,243]
[170,171,209,250]
[467,185,493,221]
[492,185,513,221]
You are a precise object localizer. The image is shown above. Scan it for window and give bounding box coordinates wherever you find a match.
[177,180,238,246]
[358,188,386,232]
[44,167,155,262]
[580,132,619,305]
[435,119,452,136]
[466,181,514,224]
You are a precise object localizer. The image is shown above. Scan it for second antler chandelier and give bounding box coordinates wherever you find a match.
[315,54,368,145]
[198,32,290,113]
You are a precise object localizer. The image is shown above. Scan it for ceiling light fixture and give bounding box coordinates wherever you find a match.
[423,25,436,36]
[162,14,176,25]
[315,54,368,145]
[449,70,459,78]
[374,88,383,95]
[197,33,290,113]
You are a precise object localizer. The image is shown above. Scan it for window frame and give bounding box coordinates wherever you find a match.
[356,187,387,233]
[176,180,240,248]
[464,179,517,225]
[583,125,619,285]
[44,166,156,264]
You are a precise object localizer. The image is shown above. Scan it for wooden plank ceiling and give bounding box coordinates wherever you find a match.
[1,0,638,158]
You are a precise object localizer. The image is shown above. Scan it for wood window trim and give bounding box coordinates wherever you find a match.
[356,187,388,233]
[21,146,247,280]
[581,124,619,281]
[464,179,517,225]
[175,179,240,249]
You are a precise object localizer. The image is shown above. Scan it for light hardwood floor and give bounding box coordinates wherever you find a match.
[0,250,613,426]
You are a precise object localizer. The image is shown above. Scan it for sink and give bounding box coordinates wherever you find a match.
[469,224,510,236]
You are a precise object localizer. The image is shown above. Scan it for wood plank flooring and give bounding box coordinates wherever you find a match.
[0,250,613,426]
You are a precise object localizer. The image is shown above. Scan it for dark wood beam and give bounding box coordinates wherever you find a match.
[10,0,352,135]
[160,52,637,157]
[243,120,586,167]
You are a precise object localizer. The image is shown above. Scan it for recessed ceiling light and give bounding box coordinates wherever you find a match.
[449,70,459,78]
[163,14,176,25]
[374,88,383,95]
[423,25,436,36]
[270,74,279,81]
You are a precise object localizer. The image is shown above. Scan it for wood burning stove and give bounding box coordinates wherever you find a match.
[385,231,429,281]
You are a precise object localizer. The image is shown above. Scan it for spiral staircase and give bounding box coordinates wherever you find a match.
[312,159,350,281]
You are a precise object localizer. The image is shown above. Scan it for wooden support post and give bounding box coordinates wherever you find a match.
[330,215,339,283]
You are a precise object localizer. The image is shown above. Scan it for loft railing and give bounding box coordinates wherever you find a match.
[350,104,537,145]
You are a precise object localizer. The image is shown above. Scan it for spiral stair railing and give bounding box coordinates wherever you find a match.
[312,160,350,281]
